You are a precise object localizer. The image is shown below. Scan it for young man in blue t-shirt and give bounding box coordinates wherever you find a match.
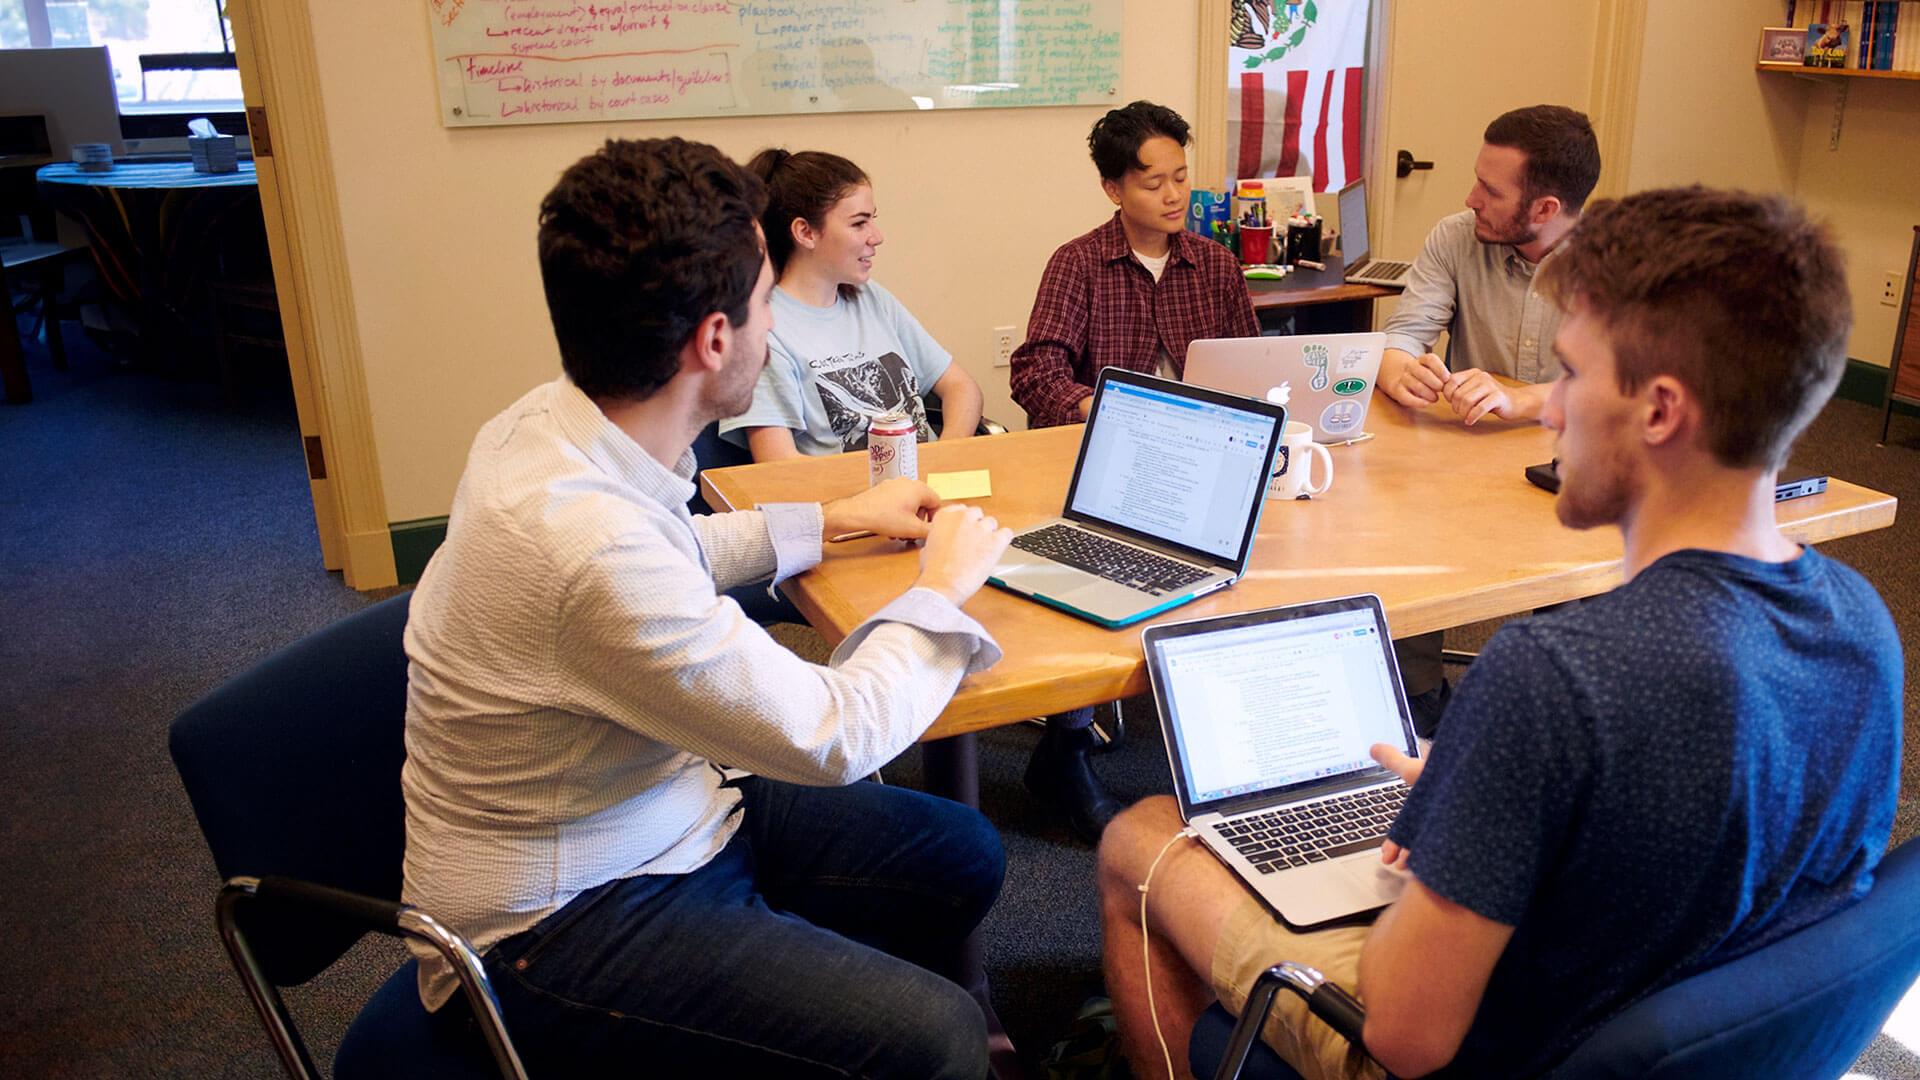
[1095,187,1902,1079]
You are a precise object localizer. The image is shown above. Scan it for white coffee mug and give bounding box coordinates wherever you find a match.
[1269,421,1333,499]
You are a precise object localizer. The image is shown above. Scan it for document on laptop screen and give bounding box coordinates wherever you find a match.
[1070,381,1272,559]
[1161,610,1403,802]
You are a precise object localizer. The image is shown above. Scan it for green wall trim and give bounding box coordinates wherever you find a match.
[1838,358,1920,420]
[389,516,449,586]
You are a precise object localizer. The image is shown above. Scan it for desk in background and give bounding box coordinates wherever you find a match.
[701,391,1896,797]
[36,161,266,366]
[1247,252,1399,335]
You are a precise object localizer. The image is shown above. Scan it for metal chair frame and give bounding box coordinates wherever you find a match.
[216,876,527,1080]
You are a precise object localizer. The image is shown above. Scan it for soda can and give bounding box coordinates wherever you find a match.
[867,411,918,486]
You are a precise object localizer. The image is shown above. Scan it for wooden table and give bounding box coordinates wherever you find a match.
[703,394,1898,746]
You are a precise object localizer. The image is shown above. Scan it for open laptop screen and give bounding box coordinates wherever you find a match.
[1337,179,1369,267]
[1151,601,1411,812]
[1065,375,1279,565]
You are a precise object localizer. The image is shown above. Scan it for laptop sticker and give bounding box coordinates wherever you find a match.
[1320,400,1365,435]
[1303,343,1330,391]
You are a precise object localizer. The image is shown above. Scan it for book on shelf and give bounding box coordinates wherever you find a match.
[1786,0,1919,71]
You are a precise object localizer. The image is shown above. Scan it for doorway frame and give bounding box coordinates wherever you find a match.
[1193,0,1645,263]
[226,0,396,589]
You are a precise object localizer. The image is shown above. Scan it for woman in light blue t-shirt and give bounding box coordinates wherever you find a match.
[720,149,984,460]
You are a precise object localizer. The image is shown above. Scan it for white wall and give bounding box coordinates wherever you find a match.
[305,3,1196,521]
[1625,0,1916,369]
[303,2,1920,524]
[1625,0,1809,194]
[1791,78,1920,369]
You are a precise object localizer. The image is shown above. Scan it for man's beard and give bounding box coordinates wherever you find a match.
[702,343,765,423]
[1477,204,1539,247]
[1555,442,1638,530]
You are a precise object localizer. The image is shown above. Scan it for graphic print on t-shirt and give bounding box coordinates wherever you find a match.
[812,349,935,450]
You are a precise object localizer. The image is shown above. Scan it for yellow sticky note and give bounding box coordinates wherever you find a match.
[928,470,993,500]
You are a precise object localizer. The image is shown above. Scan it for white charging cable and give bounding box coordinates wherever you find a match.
[1140,826,1199,1079]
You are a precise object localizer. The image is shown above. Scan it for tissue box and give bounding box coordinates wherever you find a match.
[188,134,238,174]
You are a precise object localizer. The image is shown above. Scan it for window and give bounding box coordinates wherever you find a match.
[1,0,239,110]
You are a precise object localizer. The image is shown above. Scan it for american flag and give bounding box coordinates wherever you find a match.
[1225,0,1369,192]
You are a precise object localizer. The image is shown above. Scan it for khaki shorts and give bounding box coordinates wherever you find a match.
[1210,895,1386,1080]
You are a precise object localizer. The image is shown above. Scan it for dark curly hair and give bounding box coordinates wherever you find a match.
[538,138,767,402]
[1088,101,1191,182]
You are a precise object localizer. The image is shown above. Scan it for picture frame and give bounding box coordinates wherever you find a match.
[1265,175,1316,221]
[1758,26,1805,66]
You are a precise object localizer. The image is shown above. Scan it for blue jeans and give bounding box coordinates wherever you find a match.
[480,776,1004,1079]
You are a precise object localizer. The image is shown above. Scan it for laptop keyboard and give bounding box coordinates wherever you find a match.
[1365,260,1412,280]
[1012,524,1211,596]
[1213,784,1409,873]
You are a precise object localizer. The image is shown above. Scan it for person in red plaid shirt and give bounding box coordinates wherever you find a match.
[1009,101,1259,430]
[1009,102,1260,841]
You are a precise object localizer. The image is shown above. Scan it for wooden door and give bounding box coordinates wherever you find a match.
[1371,1,1607,266]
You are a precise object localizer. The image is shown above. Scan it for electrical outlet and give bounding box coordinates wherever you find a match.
[992,326,1016,367]
[1884,272,1904,307]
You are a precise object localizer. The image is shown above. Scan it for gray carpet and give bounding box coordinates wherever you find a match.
[3,321,1916,1078]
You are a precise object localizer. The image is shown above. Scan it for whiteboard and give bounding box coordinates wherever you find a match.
[426,0,1123,127]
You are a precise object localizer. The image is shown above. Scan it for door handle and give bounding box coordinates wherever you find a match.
[1396,149,1434,178]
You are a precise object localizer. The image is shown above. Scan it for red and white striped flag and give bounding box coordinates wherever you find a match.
[1225,0,1370,193]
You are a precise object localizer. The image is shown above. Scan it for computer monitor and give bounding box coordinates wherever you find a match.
[0,46,123,159]
[1336,178,1369,265]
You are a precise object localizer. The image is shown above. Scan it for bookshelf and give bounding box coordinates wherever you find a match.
[1756,63,1920,78]
[1754,56,1920,148]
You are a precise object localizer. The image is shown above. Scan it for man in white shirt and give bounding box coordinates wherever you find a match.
[402,136,1014,1079]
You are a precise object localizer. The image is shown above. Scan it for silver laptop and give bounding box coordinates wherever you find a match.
[1143,595,1420,927]
[987,368,1287,629]
[1186,332,1385,442]
[1338,178,1415,287]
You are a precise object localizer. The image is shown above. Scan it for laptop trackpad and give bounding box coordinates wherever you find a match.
[1339,854,1410,903]
[992,556,1085,595]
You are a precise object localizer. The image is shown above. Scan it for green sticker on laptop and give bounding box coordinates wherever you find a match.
[1332,378,1369,396]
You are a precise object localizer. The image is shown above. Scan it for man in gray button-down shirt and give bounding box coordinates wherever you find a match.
[1375,106,1601,731]
[1378,105,1602,428]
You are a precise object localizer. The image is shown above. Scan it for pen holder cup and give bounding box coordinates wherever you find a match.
[1238,223,1275,265]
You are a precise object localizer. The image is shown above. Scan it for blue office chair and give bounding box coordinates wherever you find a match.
[1192,837,1920,1080]
[169,593,526,1079]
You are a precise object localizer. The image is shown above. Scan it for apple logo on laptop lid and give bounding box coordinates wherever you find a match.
[1266,383,1291,406]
